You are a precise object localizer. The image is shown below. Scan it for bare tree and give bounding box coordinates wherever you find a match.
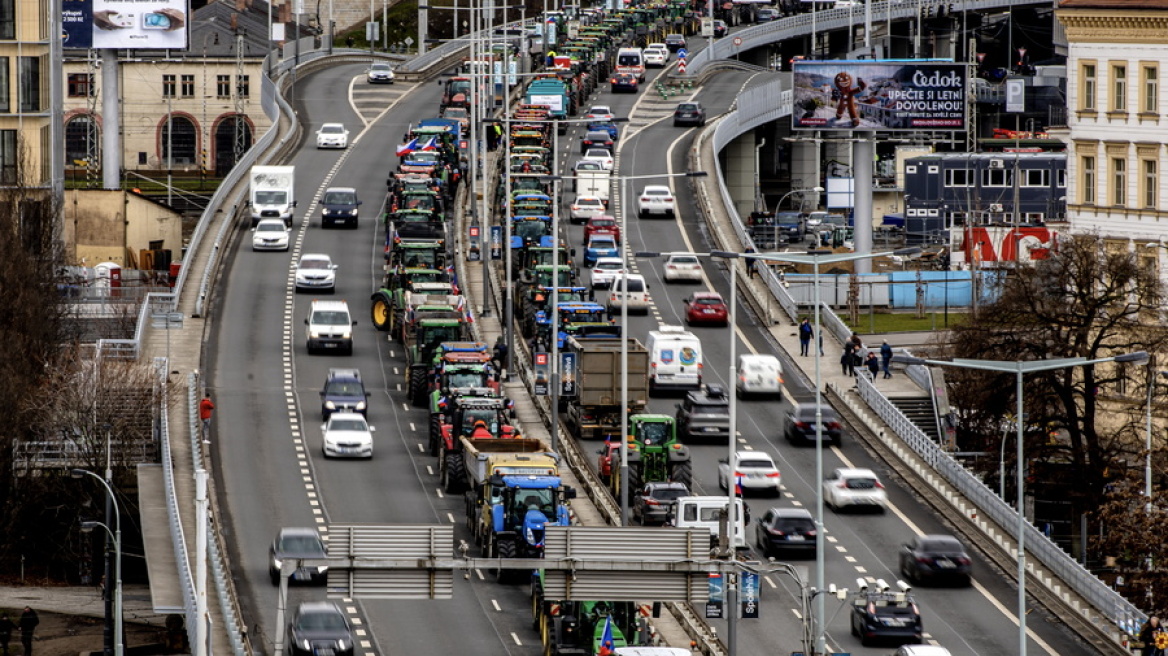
[943,233,1168,511]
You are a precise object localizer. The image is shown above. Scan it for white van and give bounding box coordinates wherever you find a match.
[735,354,783,399]
[607,273,650,314]
[670,496,747,549]
[646,325,702,394]
[305,300,355,355]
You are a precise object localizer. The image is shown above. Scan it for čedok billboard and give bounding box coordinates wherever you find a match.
[63,0,190,50]
[792,60,967,132]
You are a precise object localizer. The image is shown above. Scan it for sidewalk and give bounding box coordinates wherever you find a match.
[0,584,169,627]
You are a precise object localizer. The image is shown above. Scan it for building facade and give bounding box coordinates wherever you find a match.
[0,0,53,188]
[1055,0,1168,263]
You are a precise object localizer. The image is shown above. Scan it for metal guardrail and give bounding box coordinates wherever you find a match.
[854,373,1148,637]
[685,0,1046,76]
[163,368,197,649]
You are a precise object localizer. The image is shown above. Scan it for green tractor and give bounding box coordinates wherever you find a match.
[369,267,455,336]
[531,575,639,656]
[405,320,471,406]
[609,414,693,500]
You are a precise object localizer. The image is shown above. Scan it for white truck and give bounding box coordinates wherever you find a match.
[573,166,611,205]
[249,165,296,227]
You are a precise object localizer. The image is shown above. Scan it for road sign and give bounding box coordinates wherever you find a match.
[534,352,550,396]
[700,17,714,37]
[489,225,503,260]
[560,352,578,397]
[733,36,742,46]
[678,59,686,74]
[706,573,724,618]
[677,48,687,59]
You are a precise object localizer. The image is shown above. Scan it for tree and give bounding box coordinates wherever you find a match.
[1088,480,1168,616]
[943,233,1168,511]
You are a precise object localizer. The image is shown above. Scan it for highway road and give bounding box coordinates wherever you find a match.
[204,37,1099,656]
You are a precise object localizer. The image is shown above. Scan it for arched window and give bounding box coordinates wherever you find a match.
[214,115,253,175]
[64,115,99,167]
[161,115,197,165]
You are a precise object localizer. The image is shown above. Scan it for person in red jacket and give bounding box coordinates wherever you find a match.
[199,394,215,443]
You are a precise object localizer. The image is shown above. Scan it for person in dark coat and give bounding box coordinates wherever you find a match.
[18,608,37,656]
[865,352,880,380]
[840,348,854,377]
[798,318,813,356]
[1141,616,1165,656]
[0,613,14,656]
[880,340,893,379]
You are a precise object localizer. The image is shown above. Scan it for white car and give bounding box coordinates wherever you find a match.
[366,62,395,83]
[321,412,375,458]
[295,253,338,293]
[590,257,625,288]
[823,467,888,512]
[581,148,614,171]
[736,353,783,398]
[719,451,781,495]
[637,185,675,218]
[663,253,703,283]
[585,105,614,120]
[570,196,607,223]
[643,48,668,67]
[252,219,290,251]
[316,123,349,149]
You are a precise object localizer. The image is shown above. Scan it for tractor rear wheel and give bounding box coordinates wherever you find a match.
[428,415,441,455]
[443,452,467,493]
[371,297,391,331]
[671,460,694,489]
[409,372,427,407]
[628,463,643,497]
[496,538,518,582]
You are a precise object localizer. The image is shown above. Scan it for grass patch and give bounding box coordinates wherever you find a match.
[837,311,970,333]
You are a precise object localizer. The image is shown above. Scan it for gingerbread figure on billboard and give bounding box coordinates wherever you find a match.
[832,71,867,127]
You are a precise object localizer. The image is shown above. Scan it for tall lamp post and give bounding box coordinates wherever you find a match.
[893,350,1148,656]
[1145,368,1167,517]
[775,185,824,213]
[723,246,918,656]
[72,468,123,656]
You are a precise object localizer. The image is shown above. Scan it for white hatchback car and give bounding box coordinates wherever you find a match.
[366,62,395,83]
[316,123,349,149]
[736,353,783,398]
[570,196,607,223]
[585,105,614,120]
[663,253,703,283]
[252,219,291,251]
[643,48,668,67]
[295,253,337,293]
[823,467,888,512]
[719,450,781,495]
[607,273,650,314]
[581,148,614,171]
[590,257,625,288]
[321,412,375,458]
[637,185,675,218]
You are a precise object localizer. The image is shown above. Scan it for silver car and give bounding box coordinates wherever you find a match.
[823,467,887,512]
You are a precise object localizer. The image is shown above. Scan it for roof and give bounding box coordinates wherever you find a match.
[1059,0,1168,7]
[190,0,312,58]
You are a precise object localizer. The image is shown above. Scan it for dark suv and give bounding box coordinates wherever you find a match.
[633,481,690,525]
[320,368,369,419]
[673,102,706,127]
[321,187,362,228]
[783,401,843,446]
[850,587,923,647]
[675,385,730,441]
[754,507,816,558]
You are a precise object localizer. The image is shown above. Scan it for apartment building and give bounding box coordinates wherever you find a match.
[0,0,53,189]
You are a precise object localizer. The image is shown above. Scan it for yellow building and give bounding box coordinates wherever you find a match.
[0,0,55,189]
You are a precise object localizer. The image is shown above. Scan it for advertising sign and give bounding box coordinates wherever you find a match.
[533,352,550,396]
[740,572,759,618]
[560,352,578,397]
[529,94,564,113]
[792,60,967,132]
[705,573,724,619]
[490,225,503,261]
[63,0,190,50]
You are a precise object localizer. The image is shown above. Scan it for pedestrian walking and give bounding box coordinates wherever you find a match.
[880,340,893,379]
[1141,616,1167,656]
[850,332,863,350]
[18,608,37,656]
[199,394,215,443]
[865,352,880,380]
[798,318,813,356]
[0,613,13,656]
[493,336,509,374]
[840,348,855,377]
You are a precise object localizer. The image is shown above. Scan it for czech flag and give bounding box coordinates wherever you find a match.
[421,137,440,151]
[396,138,419,157]
[735,474,744,496]
[597,615,615,656]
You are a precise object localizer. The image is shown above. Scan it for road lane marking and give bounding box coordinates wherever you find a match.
[511,633,522,645]
[492,599,502,612]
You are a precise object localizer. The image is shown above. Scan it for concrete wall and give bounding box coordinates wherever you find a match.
[64,189,183,267]
[724,130,758,220]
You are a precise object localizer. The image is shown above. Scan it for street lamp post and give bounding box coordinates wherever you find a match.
[893,350,1148,656]
[775,185,824,213]
[73,468,122,656]
[1144,368,1167,519]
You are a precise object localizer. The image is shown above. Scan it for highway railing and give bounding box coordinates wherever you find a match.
[165,367,198,649]
[701,69,1149,646]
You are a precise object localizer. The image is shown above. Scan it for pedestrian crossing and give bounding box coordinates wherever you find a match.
[349,76,415,126]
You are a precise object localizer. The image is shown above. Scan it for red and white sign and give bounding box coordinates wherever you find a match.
[733,36,742,46]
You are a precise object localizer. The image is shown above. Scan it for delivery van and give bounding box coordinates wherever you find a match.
[646,325,702,394]
[669,496,747,549]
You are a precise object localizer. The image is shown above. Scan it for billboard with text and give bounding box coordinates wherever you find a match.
[63,0,190,50]
[792,60,967,132]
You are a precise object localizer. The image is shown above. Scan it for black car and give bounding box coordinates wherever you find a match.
[899,534,973,586]
[755,507,817,558]
[783,401,843,446]
[713,20,728,38]
[774,211,805,240]
[269,527,328,585]
[664,33,686,52]
[756,7,779,21]
[288,602,354,656]
[673,102,707,127]
[580,130,615,154]
[610,73,639,93]
[320,368,369,419]
[633,481,690,525]
[675,385,731,441]
[321,186,362,228]
[850,588,923,647]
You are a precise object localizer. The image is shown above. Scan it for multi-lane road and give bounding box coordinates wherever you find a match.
[207,43,1099,656]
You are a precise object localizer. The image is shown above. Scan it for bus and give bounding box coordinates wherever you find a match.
[615,47,646,82]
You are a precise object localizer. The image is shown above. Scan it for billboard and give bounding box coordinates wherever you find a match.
[63,0,190,50]
[792,60,967,131]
